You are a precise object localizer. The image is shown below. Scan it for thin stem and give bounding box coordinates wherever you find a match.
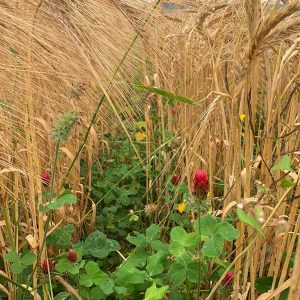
[26,142,60,289]
[2,206,14,250]
[50,142,60,196]
[58,95,105,191]
[186,279,190,300]
[46,250,54,300]
[197,197,202,299]
[23,0,164,295]
[0,272,32,295]
[58,0,163,192]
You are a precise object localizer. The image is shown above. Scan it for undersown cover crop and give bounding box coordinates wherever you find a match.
[0,0,300,299]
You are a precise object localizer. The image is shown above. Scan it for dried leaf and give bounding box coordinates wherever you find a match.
[26,234,38,249]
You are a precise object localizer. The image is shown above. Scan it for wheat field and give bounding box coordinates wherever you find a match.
[0,0,300,299]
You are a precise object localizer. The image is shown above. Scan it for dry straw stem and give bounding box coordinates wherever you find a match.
[288,225,300,299]
[55,276,83,300]
[257,277,292,300]
[1,0,300,298]
[207,177,298,300]
[0,0,162,297]
[157,2,299,297]
[0,0,157,219]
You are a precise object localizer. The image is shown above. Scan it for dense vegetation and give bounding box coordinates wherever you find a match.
[0,0,300,299]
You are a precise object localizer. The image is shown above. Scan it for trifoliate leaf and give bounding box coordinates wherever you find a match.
[271,155,292,172]
[201,234,224,257]
[144,282,169,300]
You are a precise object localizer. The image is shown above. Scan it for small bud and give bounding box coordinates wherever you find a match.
[145,204,159,216]
[130,214,139,222]
[41,259,54,273]
[237,203,243,209]
[223,271,234,284]
[67,249,77,263]
[257,217,265,224]
[171,175,180,186]
[41,172,50,186]
[277,219,289,233]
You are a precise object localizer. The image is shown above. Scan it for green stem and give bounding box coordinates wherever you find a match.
[0,272,32,295]
[197,197,202,299]
[50,142,60,196]
[17,274,22,300]
[26,142,60,289]
[58,0,163,192]
[58,95,105,191]
[46,251,54,300]
[186,279,190,300]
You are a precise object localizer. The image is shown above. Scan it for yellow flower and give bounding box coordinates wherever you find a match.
[177,202,185,214]
[239,113,246,122]
[135,132,146,141]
